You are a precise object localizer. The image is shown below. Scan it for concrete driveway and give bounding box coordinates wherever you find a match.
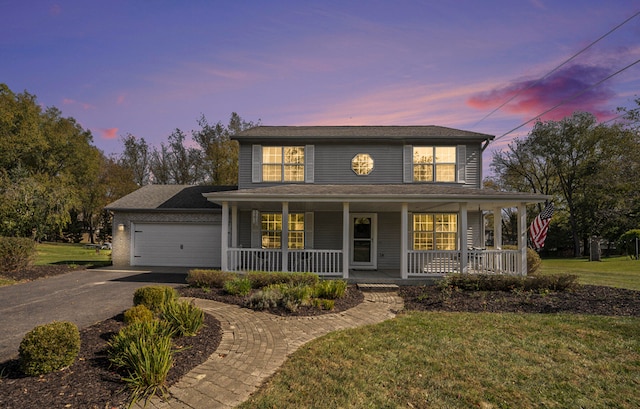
[0,266,190,362]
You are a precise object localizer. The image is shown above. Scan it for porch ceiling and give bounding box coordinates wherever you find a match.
[203,184,548,212]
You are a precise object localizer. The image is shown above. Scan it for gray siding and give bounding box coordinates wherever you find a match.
[238,142,483,188]
[377,212,401,270]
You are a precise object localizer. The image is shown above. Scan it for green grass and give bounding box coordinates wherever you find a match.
[539,256,640,290]
[35,242,112,267]
[239,312,640,409]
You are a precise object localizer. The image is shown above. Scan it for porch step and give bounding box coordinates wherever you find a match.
[357,283,399,292]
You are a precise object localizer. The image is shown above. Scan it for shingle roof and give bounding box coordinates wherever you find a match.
[233,126,494,143]
[105,185,238,211]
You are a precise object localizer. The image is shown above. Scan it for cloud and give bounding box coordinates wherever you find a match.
[116,94,126,105]
[100,128,118,139]
[467,64,618,121]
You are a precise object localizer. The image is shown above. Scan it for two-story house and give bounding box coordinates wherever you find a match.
[107,126,547,280]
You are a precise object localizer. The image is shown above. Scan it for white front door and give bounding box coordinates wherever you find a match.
[350,214,377,269]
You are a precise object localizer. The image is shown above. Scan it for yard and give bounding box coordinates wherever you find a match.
[538,255,640,290]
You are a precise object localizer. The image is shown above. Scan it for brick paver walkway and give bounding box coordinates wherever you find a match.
[142,291,403,409]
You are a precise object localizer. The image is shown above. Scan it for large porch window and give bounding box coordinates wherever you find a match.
[262,146,305,182]
[412,213,458,250]
[261,212,305,249]
[413,146,456,182]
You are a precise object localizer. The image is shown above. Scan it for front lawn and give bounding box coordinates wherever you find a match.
[239,311,640,409]
[539,256,640,290]
[35,242,112,267]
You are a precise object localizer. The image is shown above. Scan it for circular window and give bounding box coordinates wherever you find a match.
[352,153,374,175]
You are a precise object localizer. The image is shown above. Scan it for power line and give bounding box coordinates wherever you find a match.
[473,9,640,127]
[494,58,640,142]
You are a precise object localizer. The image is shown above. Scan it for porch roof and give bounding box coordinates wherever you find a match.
[203,184,548,211]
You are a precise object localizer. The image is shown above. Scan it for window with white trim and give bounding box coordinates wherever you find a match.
[413,146,456,182]
[261,213,305,249]
[412,213,458,250]
[262,146,305,182]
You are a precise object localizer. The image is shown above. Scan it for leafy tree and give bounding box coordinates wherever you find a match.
[119,134,151,186]
[192,112,258,185]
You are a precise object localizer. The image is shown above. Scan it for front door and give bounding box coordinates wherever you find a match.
[350,214,377,269]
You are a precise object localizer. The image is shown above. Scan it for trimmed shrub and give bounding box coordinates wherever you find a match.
[314,280,347,299]
[247,271,319,288]
[223,277,252,296]
[161,300,204,337]
[502,245,542,275]
[108,320,174,404]
[124,304,155,325]
[19,321,81,376]
[443,273,579,293]
[186,269,236,288]
[133,286,177,313]
[0,237,36,273]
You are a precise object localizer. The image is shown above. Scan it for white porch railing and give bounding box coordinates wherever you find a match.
[226,248,343,275]
[408,249,521,276]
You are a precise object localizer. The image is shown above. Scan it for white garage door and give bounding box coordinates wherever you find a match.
[132,223,221,267]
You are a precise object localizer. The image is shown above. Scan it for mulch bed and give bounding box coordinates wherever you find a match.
[400,284,640,316]
[2,265,639,408]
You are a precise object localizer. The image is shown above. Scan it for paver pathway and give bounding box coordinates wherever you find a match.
[143,291,404,409]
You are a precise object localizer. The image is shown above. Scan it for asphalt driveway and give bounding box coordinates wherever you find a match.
[0,266,189,362]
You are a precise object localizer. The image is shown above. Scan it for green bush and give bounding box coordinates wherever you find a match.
[0,237,36,273]
[618,229,640,259]
[186,269,236,288]
[124,304,155,325]
[161,300,204,337]
[314,280,347,299]
[442,273,579,293]
[19,321,81,376]
[246,288,281,310]
[108,320,174,404]
[313,298,335,310]
[280,284,313,312]
[223,277,252,296]
[133,286,177,313]
[501,245,542,275]
[247,271,319,288]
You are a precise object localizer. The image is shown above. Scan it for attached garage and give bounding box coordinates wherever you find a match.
[132,223,221,267]
[106,185,238,268]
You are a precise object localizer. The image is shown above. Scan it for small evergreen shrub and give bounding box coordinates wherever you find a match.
[19,321,81,376]
[108,320,174,405]
[280,284,313,312]
[313,298,335,310]
[223,277,252,296]
[133,286,177,313]
[0,237,36,273]
[246,288,281,310]
[186,269,236,288]
[442,273,579,293]
[247,271,319,288]
[161,300,204,337]
[124,304,155,324]
[314,280,347,299]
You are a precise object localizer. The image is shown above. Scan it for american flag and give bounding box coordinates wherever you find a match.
[530,202,554,250]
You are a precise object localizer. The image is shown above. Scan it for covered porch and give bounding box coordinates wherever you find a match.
[203,184,546,280]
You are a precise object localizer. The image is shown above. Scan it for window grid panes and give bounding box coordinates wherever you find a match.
[412,213,457,250]
[413,146,456,182]
[262,146,305,182]
[351,153,374,175]
[261,213,305,249]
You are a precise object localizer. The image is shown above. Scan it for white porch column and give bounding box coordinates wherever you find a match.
[231,205,238,248]
[460,203,468,273]
[518,202,528,275]
[342,202,350,279]
[493,206,502,249]
[400,203,408,279]
[282,202,289,272]
[221,201,229,271]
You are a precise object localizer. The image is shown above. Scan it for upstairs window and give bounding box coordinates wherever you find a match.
[351,153,374,175]
[262,146,305,182]
[412,213,458,250]
[413,146,456,182]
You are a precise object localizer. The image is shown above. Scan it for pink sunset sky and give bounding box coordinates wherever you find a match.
[2,0,639,169]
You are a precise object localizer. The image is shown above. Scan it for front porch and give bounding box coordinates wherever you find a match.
[223,247,523,278]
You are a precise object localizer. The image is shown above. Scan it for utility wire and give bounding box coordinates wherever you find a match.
[473,10,640,127]
[494,58,640,142]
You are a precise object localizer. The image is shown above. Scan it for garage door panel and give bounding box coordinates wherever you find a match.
[132,223,221,267]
